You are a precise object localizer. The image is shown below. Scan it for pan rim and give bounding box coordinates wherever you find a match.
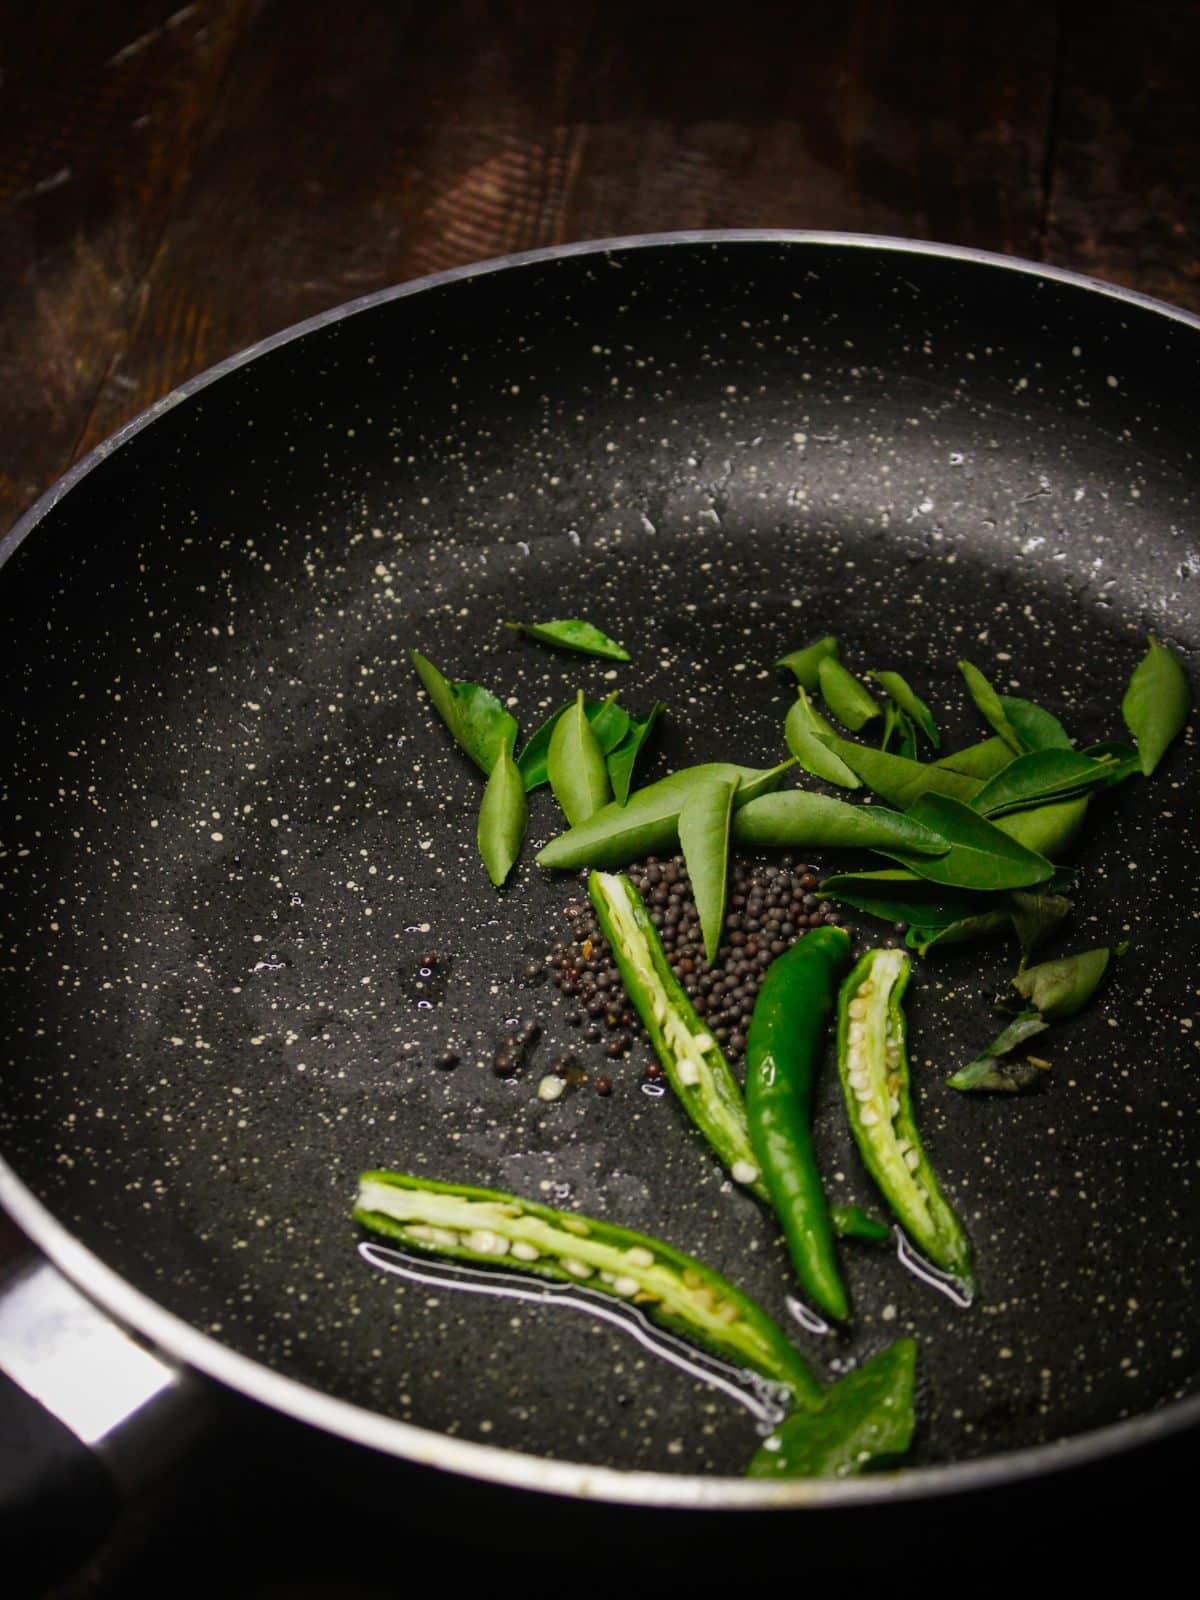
[2,228,1198,1506]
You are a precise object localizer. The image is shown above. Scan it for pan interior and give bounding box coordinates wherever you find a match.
[0,240,1196,1479]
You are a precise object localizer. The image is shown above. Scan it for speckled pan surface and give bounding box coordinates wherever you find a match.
[0,235,1197,1498]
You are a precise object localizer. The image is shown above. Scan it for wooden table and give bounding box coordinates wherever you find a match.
[2,2,1197,1589]
[2,0,1198,543]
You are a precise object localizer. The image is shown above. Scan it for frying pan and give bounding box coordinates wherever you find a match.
[1,232,1197,1578]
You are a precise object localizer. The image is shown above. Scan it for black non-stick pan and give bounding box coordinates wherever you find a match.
[1,234,1197,1572]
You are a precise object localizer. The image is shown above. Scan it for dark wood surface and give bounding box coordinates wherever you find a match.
[2,2,1198,1590]
[2,0,1199,542]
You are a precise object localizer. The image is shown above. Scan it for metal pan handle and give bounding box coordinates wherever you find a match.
[0,1251,212,1588]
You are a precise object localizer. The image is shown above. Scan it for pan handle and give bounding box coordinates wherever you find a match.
[0,1252,212,1587]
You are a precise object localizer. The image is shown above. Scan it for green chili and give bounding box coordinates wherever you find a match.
[837,949,973,1287]
[476,733,527,886]
[588,871,768,1199]
[547,689,612,826]
[745,927,853,1322]
[747,1339,917,1479]
[355,1170,821,1406]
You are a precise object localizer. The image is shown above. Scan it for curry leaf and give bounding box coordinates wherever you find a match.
[746,1340,917,1480]
[607,701,665,805]
[947,1012,1051,1093]
[733,791,950,855]
[999,695,1073,751]
[536,761,792,870]
[504,618,630,661]
[958,660,1024,753]
[547,690,612,827]
[1079,740,1142,787]
[1121,635,1192,775]
[883,793,1055,890]
[517,695,630,790]
[933,737,1014,780]
[818,869,989,930]
[817,735,983,809]
[818,657,882,731]
[477,734,528,886]
[972,748,1115,817]
[679,776,737,963]
[785,689,861,789]
[1008,890,1073,964]
[1011,946,1116,1020]
[992,794,1091,861]
[777,634,839,690]
[869,670,940,748]
[410,650,518,775]
[907,911,1012,955]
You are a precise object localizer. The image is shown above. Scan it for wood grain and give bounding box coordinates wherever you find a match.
[0,1,251,534]
[1043,1,1200,311]
[566,0,1057,251]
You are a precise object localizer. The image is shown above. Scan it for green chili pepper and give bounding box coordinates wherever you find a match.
[547,689,612,826]
[536,759,792,870]
[745,927,853,1323]
[830,1205,891,1244]
[476,732,527,886]
[837,949,973,1287]
[355,1170,821,1406]
[746,1338,917,1479]
[588,871,768,1200]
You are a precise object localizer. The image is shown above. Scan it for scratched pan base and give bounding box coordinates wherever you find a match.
[0,238,1196,1480]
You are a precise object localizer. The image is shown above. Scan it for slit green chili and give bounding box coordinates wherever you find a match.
[837,948,974,1287]
[588,870,768,1200]
[745,927,853,1322]
[355,1170,821,1406]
